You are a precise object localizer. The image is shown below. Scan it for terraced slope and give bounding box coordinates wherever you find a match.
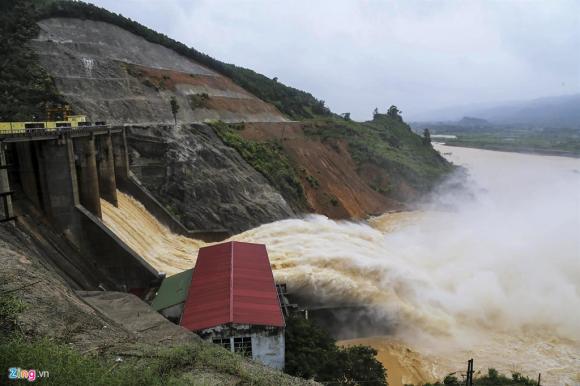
[31,18,288,124]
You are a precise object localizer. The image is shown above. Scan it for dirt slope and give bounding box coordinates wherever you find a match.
[242,122,402,219]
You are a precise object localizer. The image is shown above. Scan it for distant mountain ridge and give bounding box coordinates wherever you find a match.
[415,94,580,129]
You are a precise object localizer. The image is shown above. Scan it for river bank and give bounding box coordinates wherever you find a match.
[438,140,580,158]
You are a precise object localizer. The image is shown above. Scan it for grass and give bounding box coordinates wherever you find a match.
[1,319,298,385]
[210,121,308,210]
[0,290,302,385]
[1,336,291,385]
[0,294,26,335]
[2,338,161,385]
[423,368,538,386]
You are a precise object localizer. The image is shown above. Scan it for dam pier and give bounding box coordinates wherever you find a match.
[0,126,225,295]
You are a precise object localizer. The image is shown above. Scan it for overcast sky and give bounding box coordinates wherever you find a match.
[87,0,579,121]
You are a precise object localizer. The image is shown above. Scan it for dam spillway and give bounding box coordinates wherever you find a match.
[0,127,159,291]
[0,126,225,294]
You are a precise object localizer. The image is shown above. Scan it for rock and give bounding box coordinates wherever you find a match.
[128,124,294,233]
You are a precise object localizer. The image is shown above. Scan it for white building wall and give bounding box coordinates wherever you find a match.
[251,331,285,370]
[200,324,285,370]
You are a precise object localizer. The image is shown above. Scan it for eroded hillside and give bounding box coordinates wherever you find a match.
[14,2,452,231]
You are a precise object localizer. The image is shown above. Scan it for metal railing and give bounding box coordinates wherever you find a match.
[0,125,112,138]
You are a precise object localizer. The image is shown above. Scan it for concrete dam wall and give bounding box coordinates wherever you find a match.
[0,128,226,295]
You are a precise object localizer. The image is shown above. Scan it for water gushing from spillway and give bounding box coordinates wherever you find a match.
[101,145,580,384]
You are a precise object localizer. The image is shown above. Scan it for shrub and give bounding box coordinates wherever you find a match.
[0,294,25,335]
[210,121,307,210]
[285,316,387,385]
[188,93,210,109]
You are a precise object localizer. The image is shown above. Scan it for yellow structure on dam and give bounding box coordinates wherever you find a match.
[0,115,95,134]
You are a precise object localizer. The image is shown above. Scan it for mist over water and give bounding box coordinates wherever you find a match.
[238,146,580,339]
[102,145,580,383]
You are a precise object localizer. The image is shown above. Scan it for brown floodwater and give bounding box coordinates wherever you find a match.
[102,144,580,385]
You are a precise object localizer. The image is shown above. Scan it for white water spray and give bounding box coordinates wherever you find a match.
[102,145,580,384]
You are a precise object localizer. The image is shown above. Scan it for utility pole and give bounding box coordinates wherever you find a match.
[465,359,474,386]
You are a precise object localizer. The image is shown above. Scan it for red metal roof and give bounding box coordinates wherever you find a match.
[180,241,285,331]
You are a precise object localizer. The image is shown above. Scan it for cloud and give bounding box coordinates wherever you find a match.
[86,0,580,120]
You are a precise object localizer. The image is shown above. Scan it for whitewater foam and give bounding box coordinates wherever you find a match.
[101,144,580,384]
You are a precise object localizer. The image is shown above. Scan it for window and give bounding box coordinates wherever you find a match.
[24,123,45,129]
[212,338,231,351]
[233,337,252,357]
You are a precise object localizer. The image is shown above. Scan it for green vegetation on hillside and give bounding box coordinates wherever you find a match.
[424,368,537,386]
[210,121,308,210]
[305,112,453,199]
[285,315,388,385]
[35,0,330,120]
[1,335,309,385]
[0,291,307,385]
[0,294,25,335]
[0,0,63,121]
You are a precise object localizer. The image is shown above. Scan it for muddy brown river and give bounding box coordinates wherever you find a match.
[102,144,580,385]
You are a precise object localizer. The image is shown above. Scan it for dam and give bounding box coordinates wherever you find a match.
[0,126,226,295]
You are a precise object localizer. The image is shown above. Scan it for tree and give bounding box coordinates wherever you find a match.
[170,96,179,125]
[373,107,379,118]
[443,373,460,385]
[312,99,329,115]
[342,112,351,121]
[284,316,387,385]
[423,128,431,145]
[387,105,402,120]
[337,345,388,386]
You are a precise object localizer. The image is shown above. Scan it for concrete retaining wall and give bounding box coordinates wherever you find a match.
[76,205,159,291]
[118,173,229,242]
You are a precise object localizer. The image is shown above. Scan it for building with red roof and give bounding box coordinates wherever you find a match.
[179,241,285,369]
